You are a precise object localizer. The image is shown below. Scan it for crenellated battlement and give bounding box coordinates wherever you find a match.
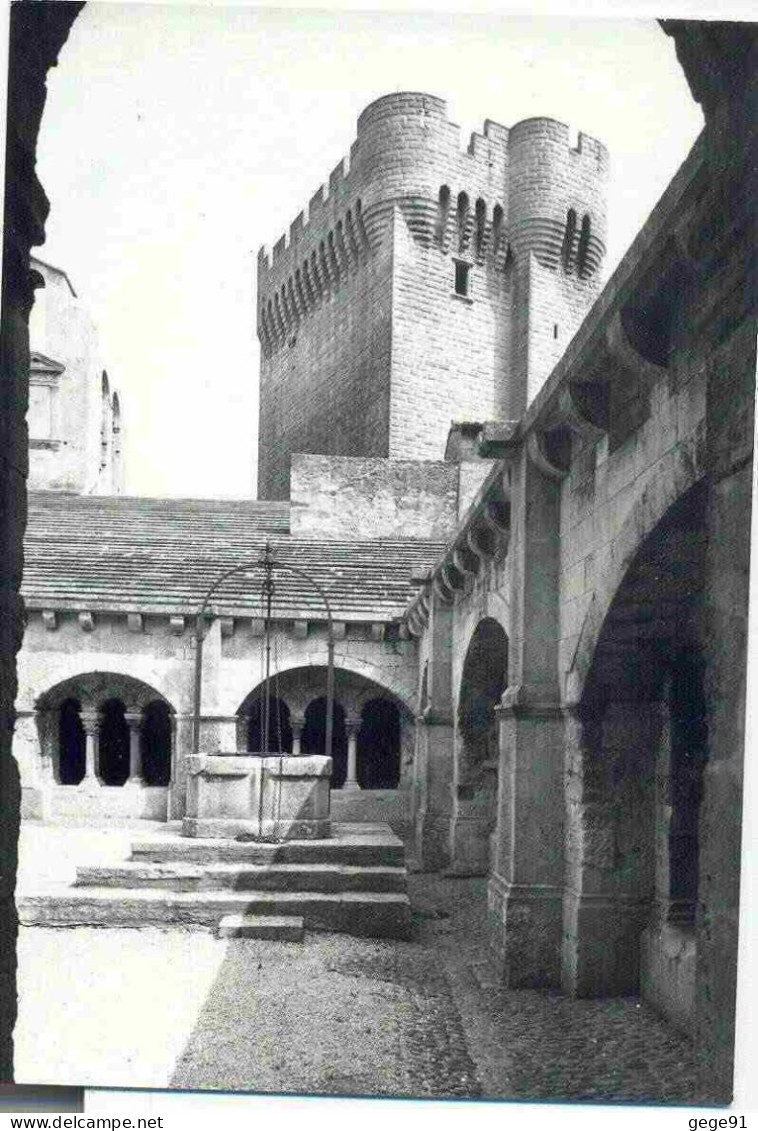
[258,93,513,284]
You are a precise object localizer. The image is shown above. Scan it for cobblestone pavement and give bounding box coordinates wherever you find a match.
[171,874,718,1104]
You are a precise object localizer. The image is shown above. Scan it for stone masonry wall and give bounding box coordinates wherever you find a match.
[290,453,460,540]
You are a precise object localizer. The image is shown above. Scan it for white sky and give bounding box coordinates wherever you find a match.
[36,4,704,499]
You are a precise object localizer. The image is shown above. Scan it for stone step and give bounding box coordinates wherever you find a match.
[129,822,405,868]
[18,886,412,940]
[74,861,407,894]
[217,914,304,941]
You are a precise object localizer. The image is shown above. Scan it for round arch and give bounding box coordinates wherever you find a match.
[36,671,175,787]
[565,443,703,705]
[457,618,509,792]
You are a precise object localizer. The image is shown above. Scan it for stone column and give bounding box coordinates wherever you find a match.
[291,714,304,756]
[488,445,564,986]
[79,710,101,788]
[562,701,657,997]
[124,711,144,785]
[413,594,455,871]
[343,717,361,790]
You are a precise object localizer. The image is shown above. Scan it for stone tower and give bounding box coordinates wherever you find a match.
[257,93,608,500]
[28,256,123,495]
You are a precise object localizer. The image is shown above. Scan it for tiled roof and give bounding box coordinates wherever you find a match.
[22,493,444,621]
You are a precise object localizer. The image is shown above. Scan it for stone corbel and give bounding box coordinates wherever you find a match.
[441,560,464,594]
[78,611,94,632]
[126,613,143,634]
[482,499,511,552]
[466,525,491,568]
[220,616,235,638]
[406,607,424,638]
[555,386,606,446]
[432,571,454,603]
[527,430,567,482]
[41,609,57,631]
[169,616,185,636]
[606,309,667,388]
[453,546,478,579]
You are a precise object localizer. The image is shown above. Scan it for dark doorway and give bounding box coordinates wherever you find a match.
[99,698,129,786]
[246,696,292,753]
[358,699,401,789]
[141,700,172,786]
[58,697,85,785]
[302,697,347,787]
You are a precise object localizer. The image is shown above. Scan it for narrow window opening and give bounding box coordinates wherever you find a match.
[577,213,592,276]
[562,208,577,272]
[475,198,487,258]
[454,261,471,298]
[553,323,559,339]
[435,185,451,247]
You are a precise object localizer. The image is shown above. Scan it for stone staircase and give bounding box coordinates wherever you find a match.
[18,822,411,940]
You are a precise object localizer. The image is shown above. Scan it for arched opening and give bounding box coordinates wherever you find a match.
[577,213,592,276]
[111,391,122,493]
[435,185,450,246]
[246,696,293,754]
[98,698,130,786]
[475,197,487,258]
[455,618,508,873]
[357,699,400,789]
[566,482,706,1019]
[302,697,347,787]
[140,700,172,786]
[562,208,577,271]
[57,697,85,785]
[492,203,504,259]
[99,370,112,474]
[457,191,470,253]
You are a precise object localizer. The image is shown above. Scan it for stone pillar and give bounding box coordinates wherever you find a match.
[79,710,101,788]
[291,714,304,756]
[124,711,144,785]
[343,717,361,790]
[0,3,84,1077]
[413,594,455,871]
[168,713,191,821]
[562,701,657,997]
[487,445,564,986]
[15,711,47,821]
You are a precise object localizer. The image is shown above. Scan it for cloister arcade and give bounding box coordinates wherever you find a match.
[35,672,174,791]
[236,665,410,792]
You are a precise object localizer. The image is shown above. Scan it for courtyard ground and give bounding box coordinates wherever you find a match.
[14,820,718,1105]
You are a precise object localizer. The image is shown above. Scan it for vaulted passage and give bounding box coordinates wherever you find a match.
[564,483,707,1031]
[452,618,508,874]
